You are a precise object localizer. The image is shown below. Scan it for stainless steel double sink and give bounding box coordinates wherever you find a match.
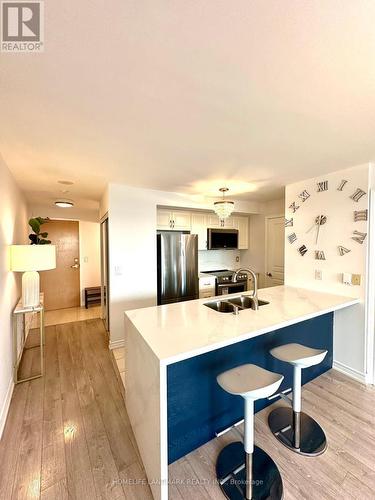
[204,295,269,313]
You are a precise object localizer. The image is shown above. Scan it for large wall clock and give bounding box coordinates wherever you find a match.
[286,179,368,261]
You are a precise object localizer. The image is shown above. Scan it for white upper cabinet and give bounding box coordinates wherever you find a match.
[157,210,191,231]
[233,216,249,249]
[173,211,191,230]
[206,215,234,228]
[157,210,173,230]
[157,209,249,249]
[191,212,208,250]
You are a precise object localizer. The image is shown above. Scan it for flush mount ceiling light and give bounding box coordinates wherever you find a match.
[57,180,74,185]
[55,199,74,208]
[213,187,234,220]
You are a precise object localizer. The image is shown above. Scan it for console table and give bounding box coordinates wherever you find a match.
[12,293,44,384]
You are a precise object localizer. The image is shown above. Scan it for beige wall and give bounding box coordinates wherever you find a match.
[285,163,371,380]
[0,156,28,437]
[79,221,101,306]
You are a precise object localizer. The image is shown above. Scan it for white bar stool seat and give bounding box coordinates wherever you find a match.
[216,364,284,500]
[268,343,328,457]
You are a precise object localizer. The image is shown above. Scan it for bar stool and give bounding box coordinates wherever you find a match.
[216,364,284,500]
[268,343,327,457]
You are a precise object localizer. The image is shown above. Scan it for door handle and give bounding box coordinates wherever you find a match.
[71,258,80,269]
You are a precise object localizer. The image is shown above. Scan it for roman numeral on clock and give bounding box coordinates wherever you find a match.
[289,202,300,213]
[285,218,293,227]
[317,181,328,192]
[338,246,351,256]
[298,190,310,202]
[288,232,297,244]
[315,251,326,260]
[337,179,348,191]
[298,245,308,256]
[354,210,368,222]
[350,188,366,202]
[352,231,367,244]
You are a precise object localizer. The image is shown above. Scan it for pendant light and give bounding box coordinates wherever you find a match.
[213,187,234,220]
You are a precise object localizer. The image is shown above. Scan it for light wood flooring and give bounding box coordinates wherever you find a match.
[32,305,101,328]
[1,318,375,499]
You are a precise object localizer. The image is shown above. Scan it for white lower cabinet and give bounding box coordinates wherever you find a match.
[199,275,216,298]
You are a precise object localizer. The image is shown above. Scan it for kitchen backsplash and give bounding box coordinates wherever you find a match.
[198,250,241,272]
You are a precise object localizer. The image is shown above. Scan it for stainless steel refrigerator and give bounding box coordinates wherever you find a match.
[157,232,199,305]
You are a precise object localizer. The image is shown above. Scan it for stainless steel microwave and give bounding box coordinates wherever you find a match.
[207,228,238,250]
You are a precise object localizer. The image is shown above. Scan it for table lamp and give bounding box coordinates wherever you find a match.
[10,245,56,307]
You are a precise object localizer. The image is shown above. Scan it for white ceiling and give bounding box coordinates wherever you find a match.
[1,0,375,214]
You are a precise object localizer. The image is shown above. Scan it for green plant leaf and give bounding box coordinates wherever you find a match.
[29,218,41,234]
[39,239,51,245]
[40,232,48,238]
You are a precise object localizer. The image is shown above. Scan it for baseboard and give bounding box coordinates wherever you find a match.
[109,338,125,350]
[0,378,14,440]
[333,360,367,384]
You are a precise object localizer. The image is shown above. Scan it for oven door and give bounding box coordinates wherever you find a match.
[217,281,247,296]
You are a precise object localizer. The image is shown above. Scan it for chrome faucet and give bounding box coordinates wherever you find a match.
[232,267,259,310]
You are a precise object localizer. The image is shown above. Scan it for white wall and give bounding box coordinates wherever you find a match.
[79,221,101,306]
[285,164,371,380]
[241,197,285,287]
[0,156,28,438]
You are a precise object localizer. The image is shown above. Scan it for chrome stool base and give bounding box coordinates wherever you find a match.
[268,407,327,457]
[216,441,283,499]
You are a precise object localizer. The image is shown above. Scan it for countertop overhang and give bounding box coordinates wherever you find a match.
[124,285,359,366]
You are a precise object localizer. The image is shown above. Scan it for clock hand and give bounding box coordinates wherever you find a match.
[316,220,321,244]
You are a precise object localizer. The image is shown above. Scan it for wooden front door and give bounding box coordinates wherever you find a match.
[40,220,80,310]
[265,216,285,287]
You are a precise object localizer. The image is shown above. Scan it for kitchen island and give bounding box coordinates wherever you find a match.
[124,285,358,500]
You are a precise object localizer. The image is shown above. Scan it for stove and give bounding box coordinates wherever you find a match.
[201,269,248,295]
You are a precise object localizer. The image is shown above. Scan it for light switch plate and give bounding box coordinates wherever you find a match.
[315,269,322,280]
[114,265,123,276]
[351,274,361,286]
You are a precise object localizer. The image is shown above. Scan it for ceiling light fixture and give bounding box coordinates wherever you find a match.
[55,200,74,208]
[213,187,234,220]
[57,180,74,185]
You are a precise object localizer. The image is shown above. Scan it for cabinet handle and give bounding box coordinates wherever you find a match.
[266,272,273,277]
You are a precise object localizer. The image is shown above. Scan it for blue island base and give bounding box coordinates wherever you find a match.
[167,313,333,464]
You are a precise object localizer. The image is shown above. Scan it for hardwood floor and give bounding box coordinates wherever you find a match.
[0,319,151,500]
[1,318,375,499]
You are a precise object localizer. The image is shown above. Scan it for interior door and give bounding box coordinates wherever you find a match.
[265,216,285,287]
[39,220,80,310]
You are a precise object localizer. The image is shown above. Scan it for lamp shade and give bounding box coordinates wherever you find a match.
[10,245,56,272]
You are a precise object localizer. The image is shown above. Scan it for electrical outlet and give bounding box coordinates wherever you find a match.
[342,273,352,285]
[351,274,361,286]
[315,269,322,280]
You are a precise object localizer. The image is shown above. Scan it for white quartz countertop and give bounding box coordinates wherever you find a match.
[125,286,359,365]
